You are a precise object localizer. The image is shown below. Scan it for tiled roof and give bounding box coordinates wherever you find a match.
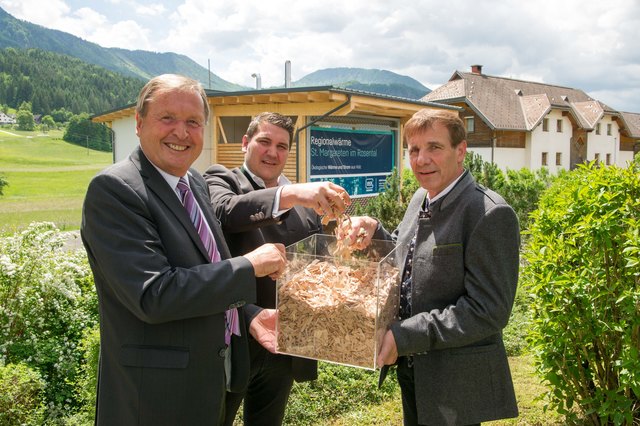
[423,71,616,131]
[619,111,640,138]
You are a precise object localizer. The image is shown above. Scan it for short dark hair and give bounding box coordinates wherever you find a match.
[404,109,466,147]
[136,74,209,123]
[246,112,295,148]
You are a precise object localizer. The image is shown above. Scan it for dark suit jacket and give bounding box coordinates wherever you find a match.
[390,171,520,425]
[81,147,256,425]
[203,165,320,382]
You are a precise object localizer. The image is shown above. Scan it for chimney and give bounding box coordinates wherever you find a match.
[471,64,483,74]
[285,60,292,88]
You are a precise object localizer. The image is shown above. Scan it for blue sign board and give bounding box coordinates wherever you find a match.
[308,127,395,197]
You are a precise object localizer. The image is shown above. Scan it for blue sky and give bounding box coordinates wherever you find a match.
[2,0,639,112]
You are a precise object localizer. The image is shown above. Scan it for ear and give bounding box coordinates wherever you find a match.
[457,140,467,164]
[135,112,142,137]
[241,135,249,153]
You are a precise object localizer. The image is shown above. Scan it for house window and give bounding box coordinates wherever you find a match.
[594,153,600,163]
[607,123,612,135]
[541,152,548,166]
[556,152,562,166]
[542,118,549,132]
[465,117,475,133]
[595,123,601,135]
[606,153,611,165]
[556,119,563,132]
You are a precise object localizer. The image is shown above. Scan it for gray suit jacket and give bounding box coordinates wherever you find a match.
[81,147,256,425]
[390,171,520,425]
[203,165,321,382]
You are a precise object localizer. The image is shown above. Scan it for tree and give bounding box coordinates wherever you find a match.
[40,115,55,133]
[15,101,34,131]
[50,107,73,124]
[63,113,112,152]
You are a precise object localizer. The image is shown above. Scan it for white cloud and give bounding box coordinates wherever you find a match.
[1,0,639,111]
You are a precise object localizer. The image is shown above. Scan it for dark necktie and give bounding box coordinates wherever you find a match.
[399,198,431,320]
[177,177,239,345]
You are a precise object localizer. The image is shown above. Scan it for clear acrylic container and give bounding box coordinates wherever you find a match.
[276,234,400,369]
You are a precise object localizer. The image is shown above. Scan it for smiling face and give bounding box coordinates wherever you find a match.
[242,122,291,187]
[407,120,467,198]
[135,88,206,177]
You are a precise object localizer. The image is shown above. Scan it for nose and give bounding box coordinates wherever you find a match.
[416,150,431,166]
[172,120,189,139]
[265,144,278,158]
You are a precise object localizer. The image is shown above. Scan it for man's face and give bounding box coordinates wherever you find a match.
[135,89,206,177]
[407,121,466,198]
[242,122,291,187]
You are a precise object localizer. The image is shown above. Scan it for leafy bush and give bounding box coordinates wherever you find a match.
[0,362,46,425]
[464,151,556,231]
[0,174,7,196]
[72,325,100,423]
[523,160,640,424]
[0,222,98,422]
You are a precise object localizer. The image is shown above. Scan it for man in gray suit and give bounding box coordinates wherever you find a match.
[203,112,351,425]
[81,75,286,425]
[359,109,520,425]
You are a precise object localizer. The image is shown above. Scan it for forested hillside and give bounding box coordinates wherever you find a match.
[0,47,144,115]
[0,6,245,91]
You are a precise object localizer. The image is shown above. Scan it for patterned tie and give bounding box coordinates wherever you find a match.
[177,177,239,345]
[399,198,431,320]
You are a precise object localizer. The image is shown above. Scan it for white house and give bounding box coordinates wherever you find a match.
[423,65,639,170]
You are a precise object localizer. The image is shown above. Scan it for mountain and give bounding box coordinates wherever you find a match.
[0,6,246,91]
[293,67,431,99]
[0,7,430,100]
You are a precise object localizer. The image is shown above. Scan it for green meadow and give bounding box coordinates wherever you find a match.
[0,128,112,234]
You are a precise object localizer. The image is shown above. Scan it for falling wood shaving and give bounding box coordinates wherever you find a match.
[324,213,369,259]
[277,258,399,369]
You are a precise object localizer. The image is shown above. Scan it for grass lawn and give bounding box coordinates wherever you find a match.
[314,355,562,426]
[0,128,112,234]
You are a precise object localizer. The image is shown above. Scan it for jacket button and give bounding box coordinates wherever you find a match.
[218,348,227,357]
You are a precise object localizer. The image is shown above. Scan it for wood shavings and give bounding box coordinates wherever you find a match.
[277,258,399,369]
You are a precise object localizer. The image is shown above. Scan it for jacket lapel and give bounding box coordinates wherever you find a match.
[132,147,211,261]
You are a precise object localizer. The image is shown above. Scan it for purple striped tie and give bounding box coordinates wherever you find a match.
[177,177,239,345]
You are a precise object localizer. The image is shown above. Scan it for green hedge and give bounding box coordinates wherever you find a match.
[523,159,640,424]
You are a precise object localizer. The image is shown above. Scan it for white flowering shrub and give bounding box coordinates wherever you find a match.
[0,222,98,422]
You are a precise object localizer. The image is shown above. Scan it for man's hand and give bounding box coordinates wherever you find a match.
[249,309,278,353]
[376,329,398,368]
[345,216,379,249]
[243,243,286,278]
[280,182,350,218]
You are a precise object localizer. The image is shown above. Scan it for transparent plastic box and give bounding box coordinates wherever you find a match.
[276,234,401,370]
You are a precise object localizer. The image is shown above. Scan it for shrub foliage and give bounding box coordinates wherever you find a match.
[523,160,640,424]
[0,222,98,422]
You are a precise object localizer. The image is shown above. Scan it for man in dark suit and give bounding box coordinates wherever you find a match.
[203,112,351,425]
[81,75,286,425]
[359,109,520,425]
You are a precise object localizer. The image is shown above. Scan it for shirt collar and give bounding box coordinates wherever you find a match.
[144,152,189,197]
[427,169,466,206]
[242,162,291,188]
